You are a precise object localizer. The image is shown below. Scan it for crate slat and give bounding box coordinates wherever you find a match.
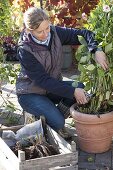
[19,152,78,170]
[50,165,78,170]
[0,137,19,170]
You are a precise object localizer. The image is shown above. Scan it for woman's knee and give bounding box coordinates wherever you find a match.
[56,117,65,130]
[49,114,65,131]
[17,94,65,130]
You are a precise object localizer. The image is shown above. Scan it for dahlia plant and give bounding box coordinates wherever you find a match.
[75,0,113,114]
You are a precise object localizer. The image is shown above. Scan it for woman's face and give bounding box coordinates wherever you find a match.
[31,20,50,41]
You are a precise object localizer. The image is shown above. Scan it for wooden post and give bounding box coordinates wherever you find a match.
[18,150,25,162]
[71,141,77,152]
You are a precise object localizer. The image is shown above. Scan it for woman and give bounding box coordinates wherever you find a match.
[16,7,108,136]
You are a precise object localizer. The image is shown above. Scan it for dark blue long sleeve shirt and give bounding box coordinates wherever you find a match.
[18,26,98,99]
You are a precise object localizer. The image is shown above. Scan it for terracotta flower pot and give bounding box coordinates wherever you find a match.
[70,104,113,153]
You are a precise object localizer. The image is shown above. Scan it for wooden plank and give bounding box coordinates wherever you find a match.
[0,148,17,170]
[0,125,24,131]
[19,165,78,170]
[47,126,76,153]
[49,164,78,170]
[18,150,25,161]
[0,137,19,170]
[19,164,78,170]
[19,152,78,170]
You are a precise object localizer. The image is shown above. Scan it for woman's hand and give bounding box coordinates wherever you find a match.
[95,51,108,70]
[74,88,88,104]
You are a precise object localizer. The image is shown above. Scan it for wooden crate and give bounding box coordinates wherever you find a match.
[0,125,78,170]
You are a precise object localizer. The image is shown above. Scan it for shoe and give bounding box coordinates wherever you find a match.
[57,127,72,139]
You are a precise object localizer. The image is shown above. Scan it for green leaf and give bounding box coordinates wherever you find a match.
[105,43,112,53]
[99,95,103,102]
[80,56,87,63]
[86,64,95,71]
[84,82,91,91]
[97,68,105,77]
[106,91,110,100]
[90,11,96,19]
[78,36,87,45]
[111,76,113,84]
[78,64,86,72]
[108,101,113,105]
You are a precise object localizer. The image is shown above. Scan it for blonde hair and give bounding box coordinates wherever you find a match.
[24,7,49,30]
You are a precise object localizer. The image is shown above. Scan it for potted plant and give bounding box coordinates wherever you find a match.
[70,0,113,153]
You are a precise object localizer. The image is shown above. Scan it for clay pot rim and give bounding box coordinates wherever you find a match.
[70,104,113,124]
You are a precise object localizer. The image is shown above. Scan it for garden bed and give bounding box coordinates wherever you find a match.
[0,124,78,170]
